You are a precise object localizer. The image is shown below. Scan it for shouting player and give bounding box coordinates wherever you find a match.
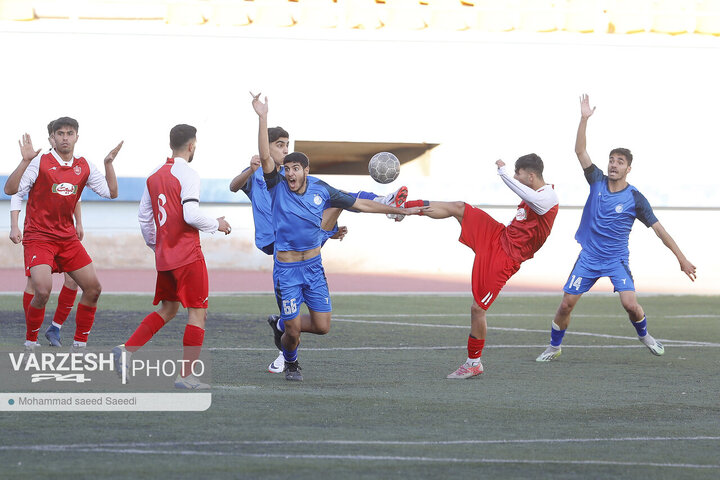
[113,124,231,389]
[404,154,558,378]
[535,94,696,362]
[4,117,122,352]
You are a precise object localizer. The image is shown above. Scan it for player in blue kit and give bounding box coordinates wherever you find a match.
[251,93,425,381]
[536,94,697,362]
[230,121,408,374]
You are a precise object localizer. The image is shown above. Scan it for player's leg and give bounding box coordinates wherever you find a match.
[65,262,102,350]
[45,273,79,347]
[23,277,33,316]
[280,314,303,381]
[270,263,305,381]
[174,306,210,389]
[405,200,465,223]
[25,264,53,349]
[448,301,487,379]
[618,290,663,356]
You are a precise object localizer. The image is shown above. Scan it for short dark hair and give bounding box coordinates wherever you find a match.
[170,124,197,150]
[47,120,56,136]
[52,117,79,133]
[515,153,544,177]
[610,147,633,165]
[269,126,289,143]
[283,152,309,168]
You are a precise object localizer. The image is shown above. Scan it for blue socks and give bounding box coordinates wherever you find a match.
[631,316,648,337]
[550,322,566,347]
[282,346,298,363]
[352,191,378,201]
[277,318,285,332]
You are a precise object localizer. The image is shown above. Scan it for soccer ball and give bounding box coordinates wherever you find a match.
[368,152,400,184]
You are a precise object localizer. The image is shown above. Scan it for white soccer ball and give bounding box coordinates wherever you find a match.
[368,152,400,184]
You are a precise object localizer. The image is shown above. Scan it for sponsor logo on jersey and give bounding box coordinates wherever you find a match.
[73,165,82,175]
[52,183,78,196]
[313,194,322,206]
[515,207,527,221]
[615,204,624,213]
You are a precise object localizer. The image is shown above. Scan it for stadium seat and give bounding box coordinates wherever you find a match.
[426,0,472,31]
[695,0,720,35]
[381,0,428,30]
[0,0,35,20]
[472,0,516,31]
[343,0,383,29]
[165,0,206,25]
[516,0,559,32]
[208,0,253,26]
[296,0,340,28]
[650,0,696,34]
[606,0,651,33]
[563,0,605,33]
[252,0,297,27]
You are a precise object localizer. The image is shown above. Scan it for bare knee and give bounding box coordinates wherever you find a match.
[81,282,102,303]
[557,298,576,316]
[32,289,51,306]
[315,322,330,335]
[470,303,485,317]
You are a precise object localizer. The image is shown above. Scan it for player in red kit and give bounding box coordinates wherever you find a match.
[112,124,231,389]
[404,154,559,378]
[4,117,122,352]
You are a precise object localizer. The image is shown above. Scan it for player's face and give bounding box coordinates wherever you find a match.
[270,138,289,167]
[607,154,631,181]
[52,127,78,155]
[514,168,534,188]
[284,162,308,193]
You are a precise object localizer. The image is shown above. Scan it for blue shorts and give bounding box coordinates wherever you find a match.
[273,254,332,322]
[563,254,635,295]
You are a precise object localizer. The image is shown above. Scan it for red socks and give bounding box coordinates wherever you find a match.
[73,303,97,343]
[467,335,485,360]
[53,286,77,326]
[23,292,33,317]
[125,312,166,353]
[25,305,45,342]
[182,324,205,377]
[404,199,428,209]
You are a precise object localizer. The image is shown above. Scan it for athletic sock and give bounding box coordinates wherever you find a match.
[404,199,429,209]
[277,317,286,332]
[22,292,33,316]
[631,316,648,337]
[125,312,166,353]
[550,321,567,347]
[467,335,485,363]
[26,305,45,342]
[52,286,77,326]
[73,303,97,343]
[282,346,298,363]
[354,191,377,201]
[182,324,205,378]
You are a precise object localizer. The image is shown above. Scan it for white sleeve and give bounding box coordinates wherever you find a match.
[138,184,156,249]
[86,162,111,199]
[497,166,558,215]
[14,155,41,200]
[179,164,219,233]
[10,193,23,212]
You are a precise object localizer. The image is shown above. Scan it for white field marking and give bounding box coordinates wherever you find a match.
[2,436,719,452]
[338,313,720,320]
[208,343,717,352]
[1,446,718,470]
[331,318,720,347]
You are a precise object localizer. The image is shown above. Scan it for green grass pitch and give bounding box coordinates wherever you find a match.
[0,293,718,479]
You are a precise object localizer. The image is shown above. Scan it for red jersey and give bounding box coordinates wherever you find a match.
[23,152,89,241]
[500,195,559,262]
[140,158,215,272]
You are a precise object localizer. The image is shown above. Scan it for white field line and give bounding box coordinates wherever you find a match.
[208,344,715,352]
[330,317,720,347]
[338,313,720,319]
[2,439,719,469]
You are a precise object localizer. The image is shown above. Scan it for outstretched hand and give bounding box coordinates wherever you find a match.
[104,141,124,164]
[250,91,268,117]
[680,258,697,282]
[580,93,596,119]
[19,133,40,162]
[495,159,506,169]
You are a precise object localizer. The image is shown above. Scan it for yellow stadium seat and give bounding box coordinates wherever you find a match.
[342,0,383,29]
[296,0,340,28]
[166,0,206,25]
[606,0,651,34]
[426,0,472,31]
[695,0,720,35]
[381,0,427,30]
[563,0,605,33]
[0,0,35,21]
[516,0,559,32]
[651,0,695,34]
[208,0,253,26]
[472,0,517,32]
[252,0,297,27]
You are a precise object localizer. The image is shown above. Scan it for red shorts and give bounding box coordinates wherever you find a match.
[154,259,209,309]
[23,238,92,277]
[459,203,521,310]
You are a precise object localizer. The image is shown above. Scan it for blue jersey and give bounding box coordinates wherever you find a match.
[265,171,355,252]
[265,169,356,252]
[241,167,282,250]
[575,164,658,261]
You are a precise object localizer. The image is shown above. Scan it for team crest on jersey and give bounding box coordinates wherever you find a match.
[615,204,624,213]
[515,207,527,221]
[73,165,82,175]
[313,194,322,206]
[51,183,78,196]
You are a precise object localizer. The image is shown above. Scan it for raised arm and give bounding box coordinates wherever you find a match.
[251,92,273,174]
[103,141,123,199]
[651,222,697,281]
[496,160,557,215]
[229,155,261,193]
[5,133,41,195]
[575,94,596,170]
